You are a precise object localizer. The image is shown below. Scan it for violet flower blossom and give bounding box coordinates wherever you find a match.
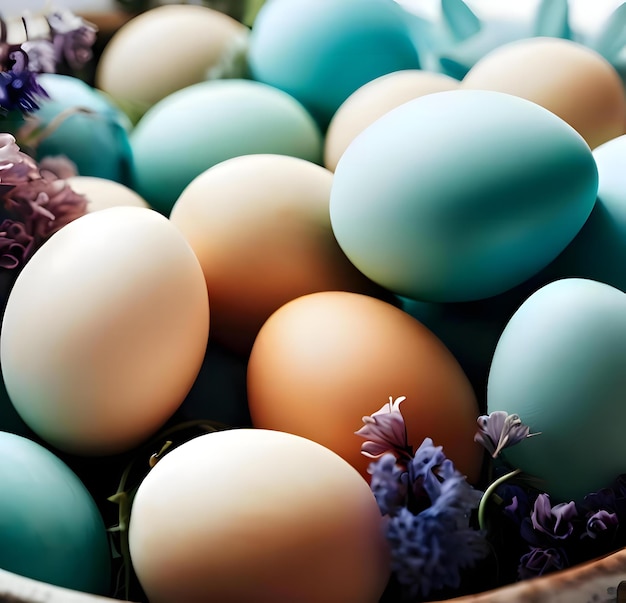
[518,546,568,580]
[355,396,412,461]
[474,410,539,458]
[0,133,86,269]
[530,494,578,540]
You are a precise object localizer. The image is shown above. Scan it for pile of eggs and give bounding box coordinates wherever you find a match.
[0,0,626,601]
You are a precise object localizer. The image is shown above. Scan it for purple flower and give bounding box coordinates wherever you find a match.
[48,10,98,70]
[0,219,33,269]
[518,546,568,580]
[584,510,618,540]
[531,494,578,540]
[386,490,489,598]
[0,133,40,185]
[367,452,409,516]
[21,40,57,74]
[474,411,539,458]
[355,396,412,460]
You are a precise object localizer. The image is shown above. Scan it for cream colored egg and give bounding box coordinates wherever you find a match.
[325,69,459,171]
[96,5,249,112]
[65,176,149,212]
[128,429,390,603]
[461,37,626,149]
[169,153,387,355]
[0,206,209,456]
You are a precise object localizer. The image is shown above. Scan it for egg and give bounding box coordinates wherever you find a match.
[23,74,134,185]
[247,0,420,128]
[96,4,249,115]
[130,79,323,215]
[330,89,598,302]
[128,428,390,603]
[1,206,209,456]
[487,278,626,502]
[64,175,149,212]
[461,37,626,149]
[533,133,626,290]
[169,154,388,354]
[324,69,459,171]
[247,291,482,482]
[0,431,111,594]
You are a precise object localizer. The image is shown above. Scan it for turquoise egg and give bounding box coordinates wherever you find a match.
[28,74,133,185]
[130,79,323,215]
[487,278,626,502]
[330,89,598,302]
[247,0,420,128]
[536,134,626,290]
[0,431,111,593]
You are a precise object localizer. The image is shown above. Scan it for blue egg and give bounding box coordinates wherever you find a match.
[330,89,598,302]
[487,278,626,502]
[247,0,420,128]
[0,431,111,593]
[130,79,323,215]
[536,134,626,290]
[27,74,133,185]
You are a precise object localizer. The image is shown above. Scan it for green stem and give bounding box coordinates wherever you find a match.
[478,468,522,531]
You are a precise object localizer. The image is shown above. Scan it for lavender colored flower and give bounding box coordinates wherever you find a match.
[355,396,412,460]
[386,483,489,598]
[21,40,57,74]
[530,494,578,540]
[48,10,97,70]
[0,219,33,269]
[474,411,539,458]
[518,546,568,580]
[367,452,409,516]
[584,509,618,540]
[4,176,86,242]
[0,133,40,185]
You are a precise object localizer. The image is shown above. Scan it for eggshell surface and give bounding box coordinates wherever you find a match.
[461,37,626,149]
[330,89,598,302]
[487,278,626,502]
[324,69,459,171]
[128,429,390,603]
[0,432,111,594]
[1,206,209,456]
[66,176,149,212]
[247,291,482,482]
[247,0,420,127]
[96,4,249,112]
[170,154,388,354]
[130,79,323,215]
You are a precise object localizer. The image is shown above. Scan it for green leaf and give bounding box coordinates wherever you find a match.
[593,2,626,62]
[441,0,481,42]
[534,0,571,39]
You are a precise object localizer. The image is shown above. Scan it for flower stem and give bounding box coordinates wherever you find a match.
[478,468,522,531]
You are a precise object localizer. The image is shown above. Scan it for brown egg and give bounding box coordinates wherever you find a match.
[247,291,483,483]
[96,5,249,113]
[169,154,388,355]
[461,37,626,149]
[325,69,459,171]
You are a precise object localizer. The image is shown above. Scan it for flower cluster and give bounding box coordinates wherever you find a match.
[0,133,86,269]
[475,411,626,583]
[0,9,97,114]
[356,397,490,599]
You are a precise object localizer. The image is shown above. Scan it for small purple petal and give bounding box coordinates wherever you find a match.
[475,411,539,458]
[355,396,411,460]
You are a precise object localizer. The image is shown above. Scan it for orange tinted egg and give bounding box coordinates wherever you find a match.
[461,37,626,149]
[247,291,483,483]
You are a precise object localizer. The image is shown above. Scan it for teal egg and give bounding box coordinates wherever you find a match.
[330,89,598,302]
[130,79,323,215]
[0,431,111,593]
[247,0,420,128]
[487,278,626,502]
[28,74,133,185]
[537,134,626,290]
